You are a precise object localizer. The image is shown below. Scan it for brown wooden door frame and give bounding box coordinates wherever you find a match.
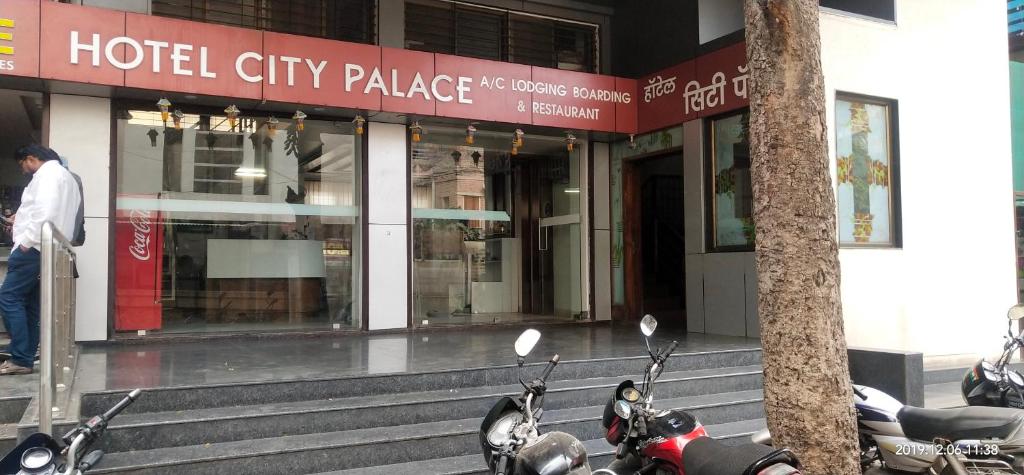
[622,160,643,323]
[621,148,686,324]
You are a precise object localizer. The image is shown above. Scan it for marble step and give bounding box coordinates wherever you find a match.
[80,348,762,416]
[94,365,762,452]
[91,391,765,474]
[0,396,29,424]
[0,422,17,455]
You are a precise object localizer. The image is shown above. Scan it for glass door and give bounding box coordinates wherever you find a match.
[411,125,585,325]
[519,156,582,319]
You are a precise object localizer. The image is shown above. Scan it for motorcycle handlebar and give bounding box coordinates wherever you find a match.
[496,453,509,475]
[102,389,142,423]
[540,354,560,382]
[660,341,678,362]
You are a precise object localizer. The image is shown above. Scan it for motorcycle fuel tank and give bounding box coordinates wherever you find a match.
[638,410,707,471]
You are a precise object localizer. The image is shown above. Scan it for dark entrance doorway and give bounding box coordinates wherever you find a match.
[624,153,685,329]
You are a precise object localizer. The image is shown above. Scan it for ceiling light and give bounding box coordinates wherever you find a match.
[235,167,267,178]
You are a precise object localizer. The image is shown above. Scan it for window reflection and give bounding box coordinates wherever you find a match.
[115,109,361,333]
[411,127,583,325]
[710,111,754,250]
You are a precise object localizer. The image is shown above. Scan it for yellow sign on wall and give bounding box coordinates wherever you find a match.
[0,18,13,55]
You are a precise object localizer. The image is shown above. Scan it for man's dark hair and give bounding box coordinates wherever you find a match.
[14,144,60,162]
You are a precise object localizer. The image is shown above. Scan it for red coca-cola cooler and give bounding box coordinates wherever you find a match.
[114,200,164,331]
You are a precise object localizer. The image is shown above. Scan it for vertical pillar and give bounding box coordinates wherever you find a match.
[592,142,612,321]
[367,122,409,330]
[46,94,111,342]
[378,0,405,49]
[682,120,706,333]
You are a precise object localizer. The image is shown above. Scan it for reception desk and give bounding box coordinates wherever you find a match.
[206,240,327,279]
[203,240,326,323]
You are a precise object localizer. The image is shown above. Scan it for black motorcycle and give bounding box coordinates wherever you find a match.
[479,329,591,475]
[0,389,141,475]
[962,305,1024,409]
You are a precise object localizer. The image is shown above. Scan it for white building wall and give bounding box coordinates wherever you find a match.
[683,0,1016,357]
[367,122,409,330]
[821,1,1017,358]
[47,94,111,342]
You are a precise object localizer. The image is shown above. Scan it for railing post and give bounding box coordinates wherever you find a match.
[37,221,76,436]
[39,223,55,436]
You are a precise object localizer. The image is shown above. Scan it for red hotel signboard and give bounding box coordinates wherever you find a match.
[2,1,640,133]
[637,42,750,132]
[0,1,749,135]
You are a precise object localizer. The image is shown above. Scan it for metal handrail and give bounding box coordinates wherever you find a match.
[39,221,77,436]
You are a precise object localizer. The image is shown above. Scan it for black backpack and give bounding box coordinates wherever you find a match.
[68,170,85,247]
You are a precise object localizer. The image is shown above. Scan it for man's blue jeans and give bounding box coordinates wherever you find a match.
[0,247,41,368]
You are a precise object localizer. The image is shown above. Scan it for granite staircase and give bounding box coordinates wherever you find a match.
[0,395,30,454]
[57,348,765,474]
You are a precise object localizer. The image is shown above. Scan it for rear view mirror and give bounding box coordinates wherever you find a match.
[641,315,658,337]
[1008,305,1024,321]
[515,329,541,358]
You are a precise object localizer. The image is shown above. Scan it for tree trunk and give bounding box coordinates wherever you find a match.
[742,1,861,474]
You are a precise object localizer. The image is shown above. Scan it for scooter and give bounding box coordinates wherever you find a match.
[962,304,1024,409]
[479,329,591,475]
[0,389,142,475]
[753,383,1024,474]
[596,315,802,475]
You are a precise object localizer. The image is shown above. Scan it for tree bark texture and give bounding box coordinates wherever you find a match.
[743,1,861,473]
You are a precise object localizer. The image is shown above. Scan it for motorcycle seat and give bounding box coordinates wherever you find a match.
[898,405,1024,442]
[683,436,796,475]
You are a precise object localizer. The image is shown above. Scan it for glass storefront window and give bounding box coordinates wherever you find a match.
[411,126,584,325]
[709,111,754,250]
[114,108,361,333]
[835,95,899,246]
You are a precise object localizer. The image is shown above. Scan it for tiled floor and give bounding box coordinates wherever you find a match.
[60,323,758,394]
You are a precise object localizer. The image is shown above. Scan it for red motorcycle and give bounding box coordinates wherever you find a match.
[596,315,801,475]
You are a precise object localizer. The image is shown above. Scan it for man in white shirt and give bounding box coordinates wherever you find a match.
[0,145,81,375]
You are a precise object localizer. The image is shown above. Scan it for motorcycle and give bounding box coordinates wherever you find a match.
[596,315,801,475]
[0,389,142,475]
[753,383,1024,474]
[479,329,591,475]
[962,304,1024,409]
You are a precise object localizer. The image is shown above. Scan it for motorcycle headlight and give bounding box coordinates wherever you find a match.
[614,400,632,420]
[984,370,1001,383]
[486,412,522,448]
[622,387,641,403]
[1009,371,1024,387]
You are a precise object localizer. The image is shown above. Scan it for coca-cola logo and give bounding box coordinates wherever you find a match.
[128,209,152,261]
